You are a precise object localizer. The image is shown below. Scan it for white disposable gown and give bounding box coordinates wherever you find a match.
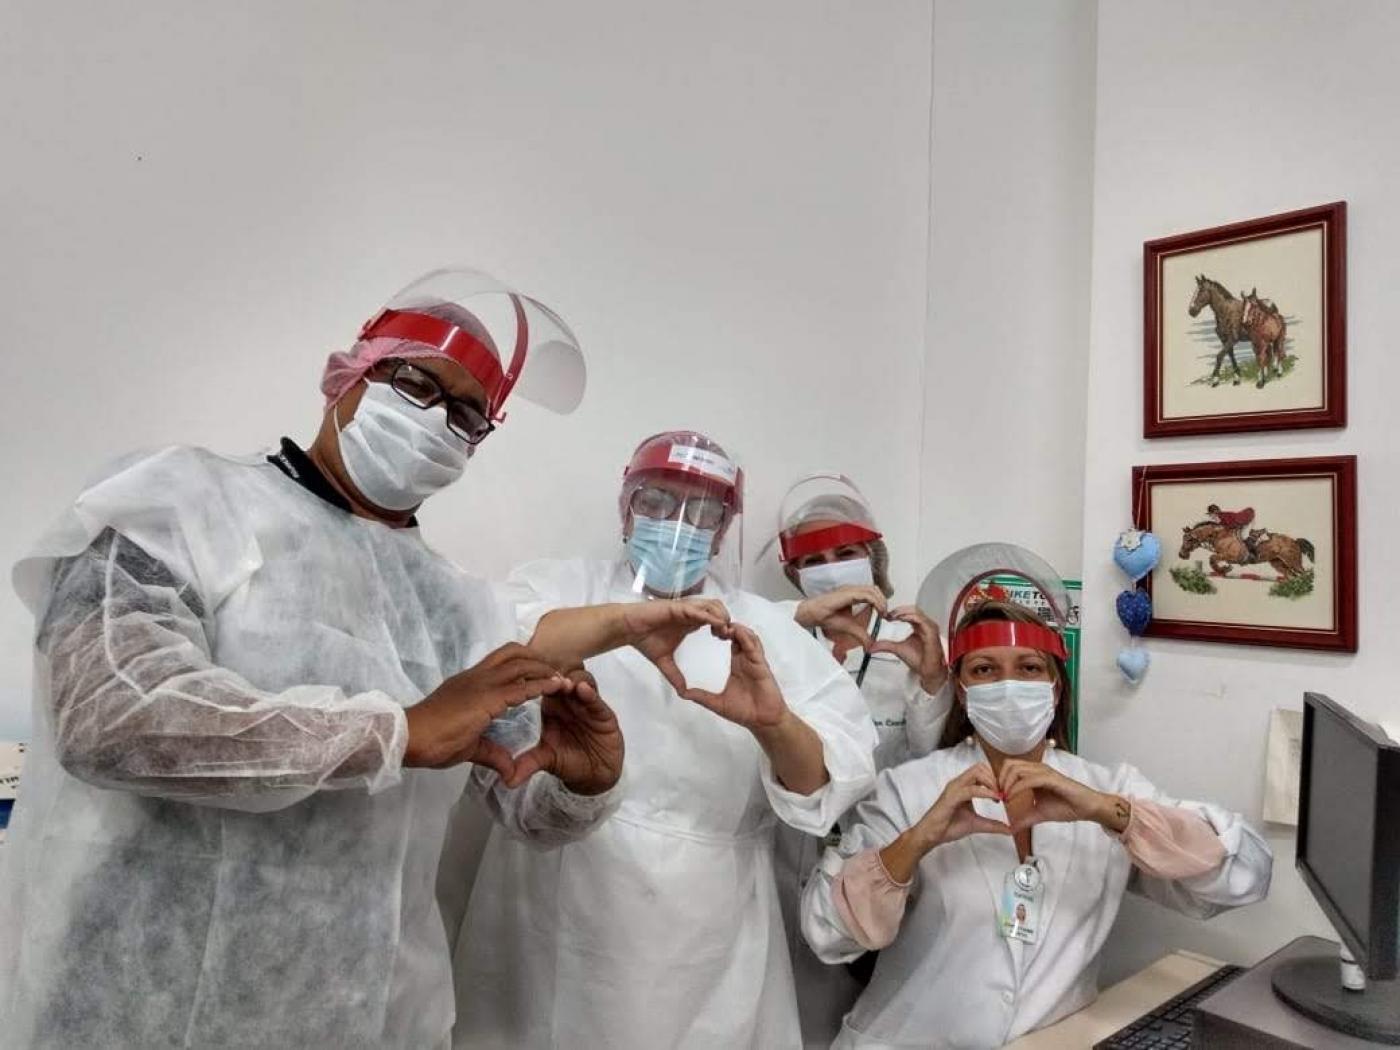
[802,739,1273,1049]
[770,603,953,1048]
[0,446,617,1050]
[450,558,879,1050]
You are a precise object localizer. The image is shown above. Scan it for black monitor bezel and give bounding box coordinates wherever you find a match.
[1296,692,1400,981]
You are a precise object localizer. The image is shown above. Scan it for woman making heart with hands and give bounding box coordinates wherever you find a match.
[801,596,1273,1050]
[767,475,958,1050]
[777,472,954,770]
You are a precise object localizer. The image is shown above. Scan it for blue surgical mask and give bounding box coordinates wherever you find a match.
[626,516,715,595]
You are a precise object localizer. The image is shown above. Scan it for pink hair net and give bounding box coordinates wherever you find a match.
[319,301,499,407]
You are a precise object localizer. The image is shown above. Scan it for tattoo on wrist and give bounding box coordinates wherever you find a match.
[1111,797,1130,830]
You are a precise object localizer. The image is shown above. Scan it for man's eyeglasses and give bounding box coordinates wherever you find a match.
[380,359,494,445]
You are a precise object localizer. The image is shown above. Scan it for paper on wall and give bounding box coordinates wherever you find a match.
[0,741,26,845]
[1263,709,1303,826]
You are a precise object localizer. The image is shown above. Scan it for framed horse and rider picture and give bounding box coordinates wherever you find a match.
[1143,201,1346,437]
[1133,456,1357,652]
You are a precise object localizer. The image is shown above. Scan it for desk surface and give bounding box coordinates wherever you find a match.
[1005,950,1225,1048]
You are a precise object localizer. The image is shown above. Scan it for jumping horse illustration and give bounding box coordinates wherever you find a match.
[1178,521,1315,580]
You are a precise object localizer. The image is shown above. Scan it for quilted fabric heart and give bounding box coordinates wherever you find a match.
[1113,529,1161,583]
[1116,589,1153,636]
[1117,646,1150,683]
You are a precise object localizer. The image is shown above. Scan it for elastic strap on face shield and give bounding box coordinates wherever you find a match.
[359,308,506,409]
[948,621,1067,663]
[779,522,882,563]
[489,295,530,423]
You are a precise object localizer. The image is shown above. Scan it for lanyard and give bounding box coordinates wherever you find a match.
[809,614,882,687]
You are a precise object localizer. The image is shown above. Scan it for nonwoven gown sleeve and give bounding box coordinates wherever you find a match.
[463,564,624,847]
[1110,763,1273,919]
[829,848,913,951]
[29,527,407,812]
[801,765,920,963]
[750,613,879,834]
[472,752,625,850]
[746,604,878,834]
[1119,797,1227,880]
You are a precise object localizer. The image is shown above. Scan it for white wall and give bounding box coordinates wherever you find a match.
[1082,0,1400,982]
[920,0,1097,581]
[0,0,935,739]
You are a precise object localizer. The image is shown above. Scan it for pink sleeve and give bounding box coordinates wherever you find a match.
[832,848,913,951]
[1121,797,1227,880]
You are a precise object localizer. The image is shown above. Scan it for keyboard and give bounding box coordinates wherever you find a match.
[1093,964,1243,1049]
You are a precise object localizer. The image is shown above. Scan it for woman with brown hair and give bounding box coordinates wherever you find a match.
[800,546,1273,1049]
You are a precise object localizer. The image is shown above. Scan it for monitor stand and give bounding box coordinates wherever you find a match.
[1272,953,1400,1045]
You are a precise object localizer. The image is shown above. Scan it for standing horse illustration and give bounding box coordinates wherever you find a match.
[1178,521,1314,580]
[1187,275,1248,386]
[1241,288,1288,388]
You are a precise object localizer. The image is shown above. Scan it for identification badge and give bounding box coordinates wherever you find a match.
[999,857,1044,944]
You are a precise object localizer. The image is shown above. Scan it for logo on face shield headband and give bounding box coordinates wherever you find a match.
[626,517,715,595]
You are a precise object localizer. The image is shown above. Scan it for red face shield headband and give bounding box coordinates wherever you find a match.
[778,522,882,563]
[623,443,744,511]
[948,620,1068,663]
[358,298,529,423]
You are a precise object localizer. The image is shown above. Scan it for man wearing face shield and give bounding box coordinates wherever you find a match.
[800,544,1272,1049]
[448,431,878,1050]
[0,270,731,1050]
[762,475,955,1048]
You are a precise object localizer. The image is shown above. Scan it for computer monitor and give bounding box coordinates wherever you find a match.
[1295,692,1400,980]
[1270,692,1400,1042]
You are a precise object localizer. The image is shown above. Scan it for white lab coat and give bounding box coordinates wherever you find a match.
[0,446,616,1050]
[771,601,952,771]
[450,558,879,1050]
[770,601,954,1048]
[802,739,1272,1049]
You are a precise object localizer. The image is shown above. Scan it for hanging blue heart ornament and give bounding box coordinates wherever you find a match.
[1111,523,1157,684]
[1117,647,1150,683]
[1115,589,1153,635]
[1113,529,1161,582]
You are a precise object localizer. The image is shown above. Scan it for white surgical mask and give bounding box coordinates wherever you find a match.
[963,679,1056,755]
[336,382,470,511]
[797,556,874,597]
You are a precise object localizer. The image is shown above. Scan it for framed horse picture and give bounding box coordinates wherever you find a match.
[1133,456,1357,651]
[1143,202,1346,437]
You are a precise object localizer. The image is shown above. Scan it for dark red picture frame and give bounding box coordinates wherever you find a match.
[1144,201,1347,438]
[1133,456,1357,652]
